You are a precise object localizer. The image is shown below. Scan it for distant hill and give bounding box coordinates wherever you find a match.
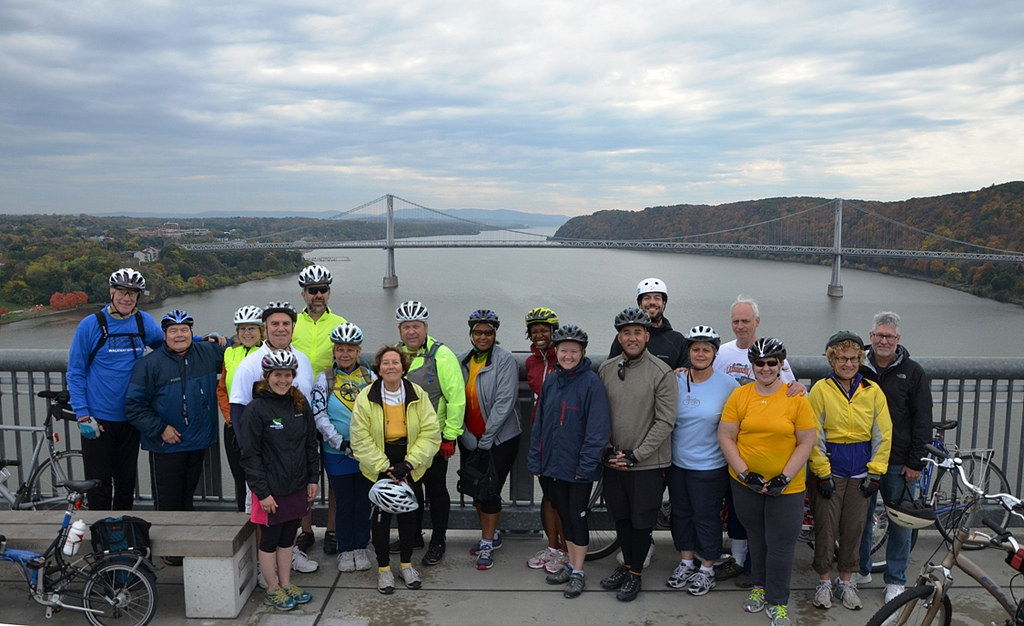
[555,182,1024,304]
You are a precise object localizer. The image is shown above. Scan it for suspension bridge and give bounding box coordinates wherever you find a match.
[182,195,1024,296]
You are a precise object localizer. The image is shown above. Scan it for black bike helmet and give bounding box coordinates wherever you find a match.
[551,324,589,348]
[747,336,787,363]
[684,324,721,353]
[468,309,500,330]
[613,307,652,330]
[262,301,297,323]
[161,309,194,330]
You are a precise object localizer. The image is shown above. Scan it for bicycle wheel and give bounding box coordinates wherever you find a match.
[932,454,1012,548]
[15,451,85,510]
[865,583,951,626]
[869,497,890,573]
[82,561,157,626]
[585,476,620,560]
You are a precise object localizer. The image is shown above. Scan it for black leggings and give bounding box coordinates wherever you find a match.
[260,518,301,553]
[223,423,247,512]
[371,441,419,566]
[616,520,654,574]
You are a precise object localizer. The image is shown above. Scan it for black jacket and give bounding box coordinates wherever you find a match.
[237,387,319,500]
[859,346,932,471]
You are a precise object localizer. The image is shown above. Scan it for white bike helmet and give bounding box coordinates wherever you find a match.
[885,499,936,530]
[109,267,146,291]
[684,324,721,353]
[635,277,668,303]
[330,322,364,345]
[261,349,299,373]
[395,300,429,323]
[298,264,332,287]
[233,305,264,326]
[369,479,419,514]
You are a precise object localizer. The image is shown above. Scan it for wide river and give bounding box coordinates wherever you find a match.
[3,229,1022,359]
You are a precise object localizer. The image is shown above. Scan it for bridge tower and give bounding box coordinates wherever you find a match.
[383,194,398,288]
[827,198,843,298]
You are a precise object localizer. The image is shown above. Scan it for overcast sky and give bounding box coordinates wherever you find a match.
[2,1,1022,217]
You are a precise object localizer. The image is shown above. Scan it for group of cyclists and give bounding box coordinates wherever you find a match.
[66,266,931,623]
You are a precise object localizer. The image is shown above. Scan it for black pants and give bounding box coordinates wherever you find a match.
[150,448,206,511]
[223,423,247,512]
[81,419,140,510]
[413,453,450,545]
[372,441,419,566]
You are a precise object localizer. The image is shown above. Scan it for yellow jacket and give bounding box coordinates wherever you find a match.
[350,378,441,483]
[808,375,892,478]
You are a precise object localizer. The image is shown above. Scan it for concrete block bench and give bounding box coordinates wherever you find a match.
[0,510,255,619]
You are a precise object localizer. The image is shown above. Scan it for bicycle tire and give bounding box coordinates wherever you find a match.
[15,451,85,510]
[932,454,1012,548]
[865,583,951,626]
[585,476,620,560]
[82,561,157,626]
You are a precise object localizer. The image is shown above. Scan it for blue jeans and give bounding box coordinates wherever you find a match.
[859,464,918,585]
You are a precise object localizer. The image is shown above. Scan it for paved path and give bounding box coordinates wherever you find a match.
[0,529,1012,625]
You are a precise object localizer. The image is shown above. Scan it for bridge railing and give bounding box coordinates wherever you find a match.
[3,350,1022,530]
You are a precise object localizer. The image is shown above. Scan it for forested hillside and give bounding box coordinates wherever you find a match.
[555,182,1024,303]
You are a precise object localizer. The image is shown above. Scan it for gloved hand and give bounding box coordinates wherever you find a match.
[77,416,101,440]
[440,439,456,459]
[860,474,881,497]
[340,440,352,456]
[739,471,766,493]
[390,461,414,482]
[764,474,791,497]
[817,475,835,499]
[618,449,638,467]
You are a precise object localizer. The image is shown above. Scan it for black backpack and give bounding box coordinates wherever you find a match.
[86,310,147,368]
[90,515,153,558]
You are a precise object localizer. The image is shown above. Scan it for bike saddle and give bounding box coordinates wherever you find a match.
[62,479,101,494]
[933,419,958,432]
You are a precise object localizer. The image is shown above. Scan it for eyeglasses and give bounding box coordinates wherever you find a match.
[471,329,495,337]
[306,286,330,295]
[617,359,627,381]
[238,326,260,333]
[753,359,779,368]
[870,332,899,342]
[833,356,860,364]
[113,288,140,298]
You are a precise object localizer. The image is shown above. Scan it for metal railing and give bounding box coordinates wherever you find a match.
[3,349,1023,530]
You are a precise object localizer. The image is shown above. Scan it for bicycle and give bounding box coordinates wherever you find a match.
[865,444,1024,626]
[919,419,1012,547]
[0,390,86,510]
[0,478,157,626]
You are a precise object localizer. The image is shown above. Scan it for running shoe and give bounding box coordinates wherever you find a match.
[282,584,312,604]
[378,569,395,595]
[713,555,744,580]
[264,587,296,611]
[528,548,560,569]
[295,531,315,552]
[767,604,791,626]
[666,559,696,589]
[257,565,268,590]
[422,542,446,566]
[353,549,372,571]
[470,532,502,555]
[836,581,862,610]
[813,579,833,609]
[850,571,872,585]
[323,530,338,555]
[399,565,422,589]
[564,571,586,599]
[337,551,355,573]
[600,565,629,590]
[291,546,319,573]
[616,572,641,602]
[884,583,905,603]
[687,569,716,596]
[545,564,572,585]
[744,586,766,613]
[476,546,494,570]
[543,550,569,574]
[390,533,425,554]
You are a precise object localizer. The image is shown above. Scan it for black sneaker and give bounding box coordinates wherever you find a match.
[564,572,586,599]
[422,542,446,566]
[600,565,629,590]
[323,531,338,555]
[295,531,315,553]
[545,564,572,585]
[616,573,642,602]
[161,556,183,567]
[389,533,425,554]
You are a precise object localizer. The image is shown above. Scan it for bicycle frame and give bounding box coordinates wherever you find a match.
[0,420,58,505]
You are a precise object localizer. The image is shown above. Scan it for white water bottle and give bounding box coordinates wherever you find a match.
[62,519,87,556]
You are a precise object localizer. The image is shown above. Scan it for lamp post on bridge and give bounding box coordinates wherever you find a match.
[383,194,399,288]
[827,198,844,297]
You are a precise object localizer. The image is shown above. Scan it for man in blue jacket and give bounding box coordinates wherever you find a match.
[125,310,224,533]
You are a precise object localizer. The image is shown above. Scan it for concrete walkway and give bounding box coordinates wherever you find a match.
[0,529,1012,625]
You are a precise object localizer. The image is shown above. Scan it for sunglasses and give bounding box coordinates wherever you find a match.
[753,359,779,368]
[617,359,627,381]
[306,286,330,295]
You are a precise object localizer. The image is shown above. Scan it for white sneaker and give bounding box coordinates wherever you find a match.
[353,548,372,571]
[543,550,569,574]
[837,581,863,610]
[884,583,905,603]
[291,546,319,573]
[813,579,833,609]
[616,542,654,568]
[528,548,558,569]
[399,565,422,589]
[850,571,872,585]
[666,559,696,589]
[337,551,356,573]
[256,565,268,589]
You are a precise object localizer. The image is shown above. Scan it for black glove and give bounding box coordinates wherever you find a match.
[860,474,881,497]
[817,475,835,499]
[764,474,791,497]
[739,471,766,493]
[390,461,414,482]
[619,449,638,467]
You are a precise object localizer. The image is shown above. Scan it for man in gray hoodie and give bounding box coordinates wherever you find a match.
[597,307,678,602]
